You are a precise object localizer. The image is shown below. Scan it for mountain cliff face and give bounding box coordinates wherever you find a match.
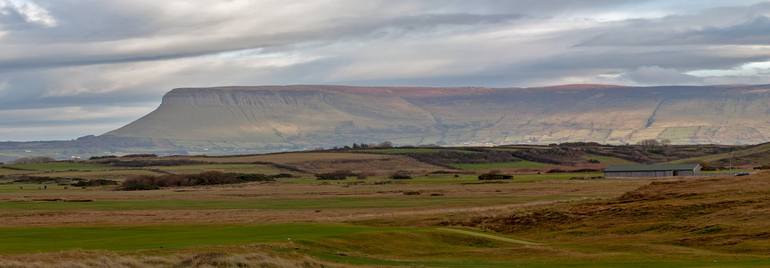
[107,84,770,151]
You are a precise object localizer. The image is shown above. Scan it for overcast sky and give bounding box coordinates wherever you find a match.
[2,0,770,141]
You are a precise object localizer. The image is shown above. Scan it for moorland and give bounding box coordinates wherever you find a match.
[0,143,768,267]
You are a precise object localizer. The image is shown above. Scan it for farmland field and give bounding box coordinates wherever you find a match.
[0,146,768,267]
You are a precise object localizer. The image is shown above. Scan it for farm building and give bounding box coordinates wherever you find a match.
[603,164,701,178]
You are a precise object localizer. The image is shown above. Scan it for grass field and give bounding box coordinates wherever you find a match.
[450,160,551,170]
[0,150,767,267]
[582,154,636,165]
[0,224,385,253]
[149,163,283,174]
[1,224,767,267]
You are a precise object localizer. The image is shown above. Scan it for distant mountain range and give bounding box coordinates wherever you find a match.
[4,84,770,160]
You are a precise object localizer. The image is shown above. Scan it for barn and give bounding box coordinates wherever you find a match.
[603,164,701,178]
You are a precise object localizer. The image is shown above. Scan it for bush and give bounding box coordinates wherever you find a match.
[587,159,601,163]
[271,173,295,178]
[121,175,162,191]
[121,154,157,158]
[315,170,355,180]
[89,155,117,160]
[120,171,277,190]
[478,172,513,180]
[390,171,412,180]
[71,179,118,187]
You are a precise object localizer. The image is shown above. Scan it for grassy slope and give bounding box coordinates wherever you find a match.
[450,161,551,170]
[1,224,766,267]
[671,142,770,165]
[582,154,636,165]
[456,174,770,267]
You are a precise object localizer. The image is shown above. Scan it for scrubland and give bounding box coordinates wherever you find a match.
[0,146,768,267]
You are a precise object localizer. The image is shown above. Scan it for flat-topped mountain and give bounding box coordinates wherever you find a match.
[105,84,770,152]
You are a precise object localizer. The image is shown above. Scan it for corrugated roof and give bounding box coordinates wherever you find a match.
[604,164,700,172]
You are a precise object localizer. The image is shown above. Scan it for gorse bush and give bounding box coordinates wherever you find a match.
[121,171,279,190]
[390,170,412,180]
[478,171,513,180]
[315,170,356,180]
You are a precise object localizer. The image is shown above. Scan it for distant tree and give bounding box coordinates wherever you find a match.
[352,143,360,149]
[637,139,660,148]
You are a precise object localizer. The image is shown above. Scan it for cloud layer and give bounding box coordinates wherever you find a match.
[2,0,770,140]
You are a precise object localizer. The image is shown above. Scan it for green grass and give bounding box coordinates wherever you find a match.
[0,167,32,176]
[0,223,392,253]
[4,162,113,172]
[0,183,87,193]
[583,154,636,165]
[0,224,767,267]
[450,161,551,170]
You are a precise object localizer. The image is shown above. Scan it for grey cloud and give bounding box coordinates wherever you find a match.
[578,2,770,47]
[3,1,770,140]
[0,12,522,72]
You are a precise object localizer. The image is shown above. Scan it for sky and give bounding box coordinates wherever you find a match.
[2,0,770,141]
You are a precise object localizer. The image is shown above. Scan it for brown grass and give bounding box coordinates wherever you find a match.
[0,247,347,268]
[0,178,646,227]
[454,173,770,255]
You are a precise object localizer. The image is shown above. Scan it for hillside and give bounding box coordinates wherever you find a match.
[673,142,770,166]
[106,84,770,152]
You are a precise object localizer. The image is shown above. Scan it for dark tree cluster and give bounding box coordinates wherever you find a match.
[121,171,281,190]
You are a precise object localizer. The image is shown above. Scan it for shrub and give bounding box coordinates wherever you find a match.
[121,175,162,191]
[89,155,117,160]
[315,170,355,180]
[120,171,277,190]
[587,159,601,163]
[71,179,118,187]
[121,154,157,158]
[390,171,412,180]
[478,172,513,180]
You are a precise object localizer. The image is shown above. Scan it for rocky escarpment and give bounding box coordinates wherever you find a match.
[106,84,770,152]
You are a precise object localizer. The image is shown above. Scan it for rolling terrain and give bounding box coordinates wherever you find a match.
[0,146,768,267]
